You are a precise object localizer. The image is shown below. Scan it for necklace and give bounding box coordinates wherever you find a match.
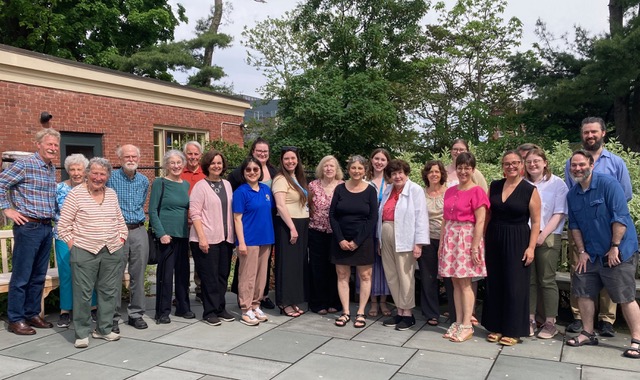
[87,186,105,205]
[208,180,223,193]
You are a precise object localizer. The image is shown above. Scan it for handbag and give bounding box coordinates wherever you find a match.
[147,179,165,265]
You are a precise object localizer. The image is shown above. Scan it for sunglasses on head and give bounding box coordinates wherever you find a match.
[281,146,298,153]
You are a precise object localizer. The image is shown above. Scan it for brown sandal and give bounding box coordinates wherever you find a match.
[353,314,367,328]
[335,313,350,327]
[498,336,521,346]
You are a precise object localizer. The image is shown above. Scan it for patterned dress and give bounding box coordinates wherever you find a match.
[438,186,489,278]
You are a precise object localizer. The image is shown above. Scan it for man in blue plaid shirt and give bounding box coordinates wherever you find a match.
[107,144,150,331]
[0,128,60,335]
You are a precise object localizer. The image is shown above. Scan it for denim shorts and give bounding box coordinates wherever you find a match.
[571,253,638,303]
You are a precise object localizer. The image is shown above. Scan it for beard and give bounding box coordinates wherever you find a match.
[571,168,591,184]
[583,137,603,152]
[124,161,138,172]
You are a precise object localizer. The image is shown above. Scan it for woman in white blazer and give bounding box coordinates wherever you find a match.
[378,159,429,331]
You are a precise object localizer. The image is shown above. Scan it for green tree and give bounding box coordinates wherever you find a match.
[241,11,310,99]
[514,0,640,150]
[0,0,187,79]
[243,0,432,161]
[415,0,524,152]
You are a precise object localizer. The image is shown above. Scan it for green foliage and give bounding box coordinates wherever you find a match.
[0,0,187,79]
[203,140,248,170]
[416,0,524,151]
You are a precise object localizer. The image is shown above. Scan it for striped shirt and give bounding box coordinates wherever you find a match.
[57,184,128,254]
[106,168,149,224]
[0,152,56,219]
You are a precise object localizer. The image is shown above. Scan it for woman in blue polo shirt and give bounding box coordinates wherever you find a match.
[233,157,275,326]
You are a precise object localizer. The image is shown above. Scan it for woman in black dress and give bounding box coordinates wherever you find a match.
[330,155,378,328]
[482,150,541,346]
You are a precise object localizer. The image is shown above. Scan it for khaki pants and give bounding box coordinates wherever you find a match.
[568,233,616,323]
[380,222,416,309]
[238,245,271,311]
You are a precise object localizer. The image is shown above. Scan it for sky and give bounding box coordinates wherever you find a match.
[168,0,611,97]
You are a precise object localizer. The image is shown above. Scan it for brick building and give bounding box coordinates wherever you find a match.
[0,44,250,175]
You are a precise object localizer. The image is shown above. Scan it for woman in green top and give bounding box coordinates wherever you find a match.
[149,149,192,323]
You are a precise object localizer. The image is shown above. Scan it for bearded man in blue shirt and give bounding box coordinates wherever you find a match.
[565,150,640,359]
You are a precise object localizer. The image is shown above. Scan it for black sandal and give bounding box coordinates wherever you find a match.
[623,338,640,359]
[335,313,350,327]
[566,330,598,347]
[353,314,366,328]
[427,318,439,326]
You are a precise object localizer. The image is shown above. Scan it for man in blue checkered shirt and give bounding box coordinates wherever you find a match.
[0,128,60,335]
[107,144,150,331]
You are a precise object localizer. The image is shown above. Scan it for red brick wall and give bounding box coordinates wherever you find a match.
[0,81,244,168]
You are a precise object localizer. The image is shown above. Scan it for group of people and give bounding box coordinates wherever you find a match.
[1,116,639,359]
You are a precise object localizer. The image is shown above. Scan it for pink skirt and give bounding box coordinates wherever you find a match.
[438,220,487,278]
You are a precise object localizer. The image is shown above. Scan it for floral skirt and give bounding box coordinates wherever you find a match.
[438,220,487,278]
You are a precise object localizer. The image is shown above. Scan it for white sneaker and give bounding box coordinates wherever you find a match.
[74,338,89,348]
[240,310,260,326]
[92,330,120,341]
[253,307,269,322]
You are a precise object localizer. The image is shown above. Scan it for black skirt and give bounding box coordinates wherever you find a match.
[330,235,375,266]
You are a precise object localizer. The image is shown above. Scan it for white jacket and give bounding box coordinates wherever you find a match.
[377,179,430,252]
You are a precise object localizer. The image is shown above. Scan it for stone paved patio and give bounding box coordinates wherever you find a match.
[2,292,640,379]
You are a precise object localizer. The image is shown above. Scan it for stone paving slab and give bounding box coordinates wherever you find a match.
[353,318,426,347]
[229,329,330,363]
[273,352,400,380]
[487,355,580,380]
[315,338,417,366]
[399,349,493,380]
[498,335,564,361]
[162,349,290,379]
[561,337,640,372]
[127,366,204,380]
[0,322,59,350]
[276,312,368,339]
[0,327,106,363]
[391,374,440,380]
[70,338,188,371]
[403,325,502,360]
[582,365,640,380]
[8,357,137,380]
[154,318,277,352]
[0,354,42,379]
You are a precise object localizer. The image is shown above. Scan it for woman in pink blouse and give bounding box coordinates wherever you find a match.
[439,152,489,343]
[308,155,344,315]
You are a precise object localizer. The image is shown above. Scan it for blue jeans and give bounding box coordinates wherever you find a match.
[8,222,53,322]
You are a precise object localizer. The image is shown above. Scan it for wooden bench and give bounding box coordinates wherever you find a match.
[0,229,59,318]
[1,229,131,318]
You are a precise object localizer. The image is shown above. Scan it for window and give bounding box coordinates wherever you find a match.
[153,127,208,176]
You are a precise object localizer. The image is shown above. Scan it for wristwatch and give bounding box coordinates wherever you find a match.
[611,242,620,248]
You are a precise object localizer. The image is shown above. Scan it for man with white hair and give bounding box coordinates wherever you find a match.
[0,128,60,335]
[181,141,206,302]
[107,144,150,331]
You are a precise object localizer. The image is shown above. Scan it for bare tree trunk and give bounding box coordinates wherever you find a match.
[609,0,640,149]
[203,0,223,70]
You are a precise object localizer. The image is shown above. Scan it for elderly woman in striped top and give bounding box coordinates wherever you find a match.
[57,157,128,349]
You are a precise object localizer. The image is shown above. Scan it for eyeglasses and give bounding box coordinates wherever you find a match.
[451,148,467,153]
[281,146,298,152]
[525,159,544,165]
[244,167,260,173]
[502,161,521,168]
[254,149,269,154]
